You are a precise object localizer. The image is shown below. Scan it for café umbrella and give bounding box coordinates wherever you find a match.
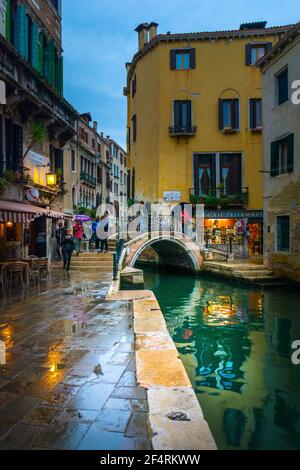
[74,215,91,222]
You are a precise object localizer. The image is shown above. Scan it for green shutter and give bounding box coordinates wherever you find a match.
[43,41,49,80]
[57,55,63,95]
[13,6,20,49]
[5,0,11,41]
[270,141,279,177]
[48,39,55,86]
[31,22,39,70]
[38,33,44,75]
[287,133,294,173]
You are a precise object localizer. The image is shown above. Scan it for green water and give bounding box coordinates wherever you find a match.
[143,267,300,450]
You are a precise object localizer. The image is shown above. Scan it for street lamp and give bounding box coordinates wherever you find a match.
[46,171,57,187]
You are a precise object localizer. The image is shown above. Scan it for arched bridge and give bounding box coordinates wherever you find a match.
[117,232,203,274]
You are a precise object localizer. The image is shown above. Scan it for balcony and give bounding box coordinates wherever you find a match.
[80,172,97,187]
[189,187,249,209]
[169,126,197,137]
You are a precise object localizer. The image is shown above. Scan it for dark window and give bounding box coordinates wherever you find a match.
[277,68,288,105]
[71,149,76,172]
[170,48,196,70]
[132,115,137,143]
[92,138,95,149]
[220,154,242,195]
[249,98,262,129]
[219,99,239,130]
[97,166,102,184]
[132,75,136,97]
[97,143,101,153]
[245,43,272,65]
[85,132,88,144]
[193,154,216,196]
[2,118,23,174]
[277,216,290,252]
[173,100,192,130]
[271,134,294,176]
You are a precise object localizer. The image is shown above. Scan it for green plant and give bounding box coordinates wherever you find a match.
[189,194,200,205]
[127,199,134,208]
[23,122,48,160]
[0,177,8,191]
[3,170,16,183]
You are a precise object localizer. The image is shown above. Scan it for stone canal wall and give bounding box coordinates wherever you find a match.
[107,282,217,450]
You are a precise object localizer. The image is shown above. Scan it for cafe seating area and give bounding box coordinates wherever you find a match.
[0,257,49,296]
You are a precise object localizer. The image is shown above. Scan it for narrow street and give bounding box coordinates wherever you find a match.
[0,270,151,450]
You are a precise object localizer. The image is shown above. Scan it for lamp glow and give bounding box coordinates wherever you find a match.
[46,172,57,187]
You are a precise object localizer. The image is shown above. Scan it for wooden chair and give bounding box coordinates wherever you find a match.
[37,258,49,279]
[0,265,9,296]
[9,262,26,289]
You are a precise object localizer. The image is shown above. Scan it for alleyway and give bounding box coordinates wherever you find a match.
[0,270,151,450]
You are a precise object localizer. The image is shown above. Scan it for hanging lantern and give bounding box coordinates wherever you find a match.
[46,172,57,187]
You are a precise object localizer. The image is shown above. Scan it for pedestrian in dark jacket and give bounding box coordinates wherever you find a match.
[55,222,66,260]
[62,229,75,271]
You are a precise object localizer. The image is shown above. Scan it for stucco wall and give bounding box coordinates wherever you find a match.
[262,37,300,282]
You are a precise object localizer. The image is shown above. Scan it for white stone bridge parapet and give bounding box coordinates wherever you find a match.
[119,232,203,274]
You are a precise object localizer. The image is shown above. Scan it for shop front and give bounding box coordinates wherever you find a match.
[0,200,71,261]
[204,210,263,259]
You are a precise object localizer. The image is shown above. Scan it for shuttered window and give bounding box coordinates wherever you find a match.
[132,115,137,143]
[219,99,239,130]
[276,216,290,252]
[4,118,23,172]
[270,134,294,176]
[249,98,262,129]
[170,48,196,70]
[5,0,11,41]
[245,42,272,65]
[173,100,192,130]
[277,68,288,105]
[31,22,39,70]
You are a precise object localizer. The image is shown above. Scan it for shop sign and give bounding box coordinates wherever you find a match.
[29,151,48,166]
[163,191,181,202]
[25,187,40,203]
[205,210,263,219]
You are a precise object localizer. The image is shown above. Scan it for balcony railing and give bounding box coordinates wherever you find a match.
[169,126,197,137]
[80,172,97,187]
[189,187,249,208]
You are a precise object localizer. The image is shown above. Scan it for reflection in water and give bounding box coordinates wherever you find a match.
[143,268,300,450]
[0,340,5,365]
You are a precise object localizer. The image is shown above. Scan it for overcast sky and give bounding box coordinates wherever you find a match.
[62,0,299,148]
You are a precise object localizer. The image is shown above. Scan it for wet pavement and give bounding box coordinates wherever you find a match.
[0,271,151,450]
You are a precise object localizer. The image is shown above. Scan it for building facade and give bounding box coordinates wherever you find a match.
[0,0,76,260]
[258,23,300,282]
[125,21,294,258]
[108,138,127,213]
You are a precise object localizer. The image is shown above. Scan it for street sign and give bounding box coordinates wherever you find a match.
[163,191,181,202]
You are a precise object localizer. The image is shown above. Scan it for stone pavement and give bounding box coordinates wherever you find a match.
[0,270,151,450]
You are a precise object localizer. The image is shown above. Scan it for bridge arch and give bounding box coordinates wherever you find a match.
[127,235,202,273]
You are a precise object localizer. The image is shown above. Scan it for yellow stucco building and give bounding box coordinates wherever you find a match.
[125,21,294,257]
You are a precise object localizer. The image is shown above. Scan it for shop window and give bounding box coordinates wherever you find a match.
[276,215,290,252]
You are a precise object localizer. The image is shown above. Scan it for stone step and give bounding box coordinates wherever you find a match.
[234,270,273,277]
[70,266,113,273]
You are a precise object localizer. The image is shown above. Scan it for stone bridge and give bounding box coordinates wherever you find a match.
[122,233,203,273]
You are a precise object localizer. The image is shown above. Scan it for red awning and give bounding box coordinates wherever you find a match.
[0,200,72,223]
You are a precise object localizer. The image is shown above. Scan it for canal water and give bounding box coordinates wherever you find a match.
[142,267,300,450]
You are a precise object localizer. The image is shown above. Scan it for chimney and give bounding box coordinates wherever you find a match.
[148,22,158,41]
[135,23,149,50]
[93,121,98,132]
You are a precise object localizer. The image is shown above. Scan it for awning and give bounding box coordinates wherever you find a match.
[0,200,73,223]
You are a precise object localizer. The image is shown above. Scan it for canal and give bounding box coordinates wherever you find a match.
[142,267,300,450]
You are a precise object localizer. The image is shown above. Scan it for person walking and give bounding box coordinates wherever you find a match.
[55,222,65,260]
[73,221,85,255]
[98,212,109,253]
[62,229,75,272]
[89,217,100,252]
